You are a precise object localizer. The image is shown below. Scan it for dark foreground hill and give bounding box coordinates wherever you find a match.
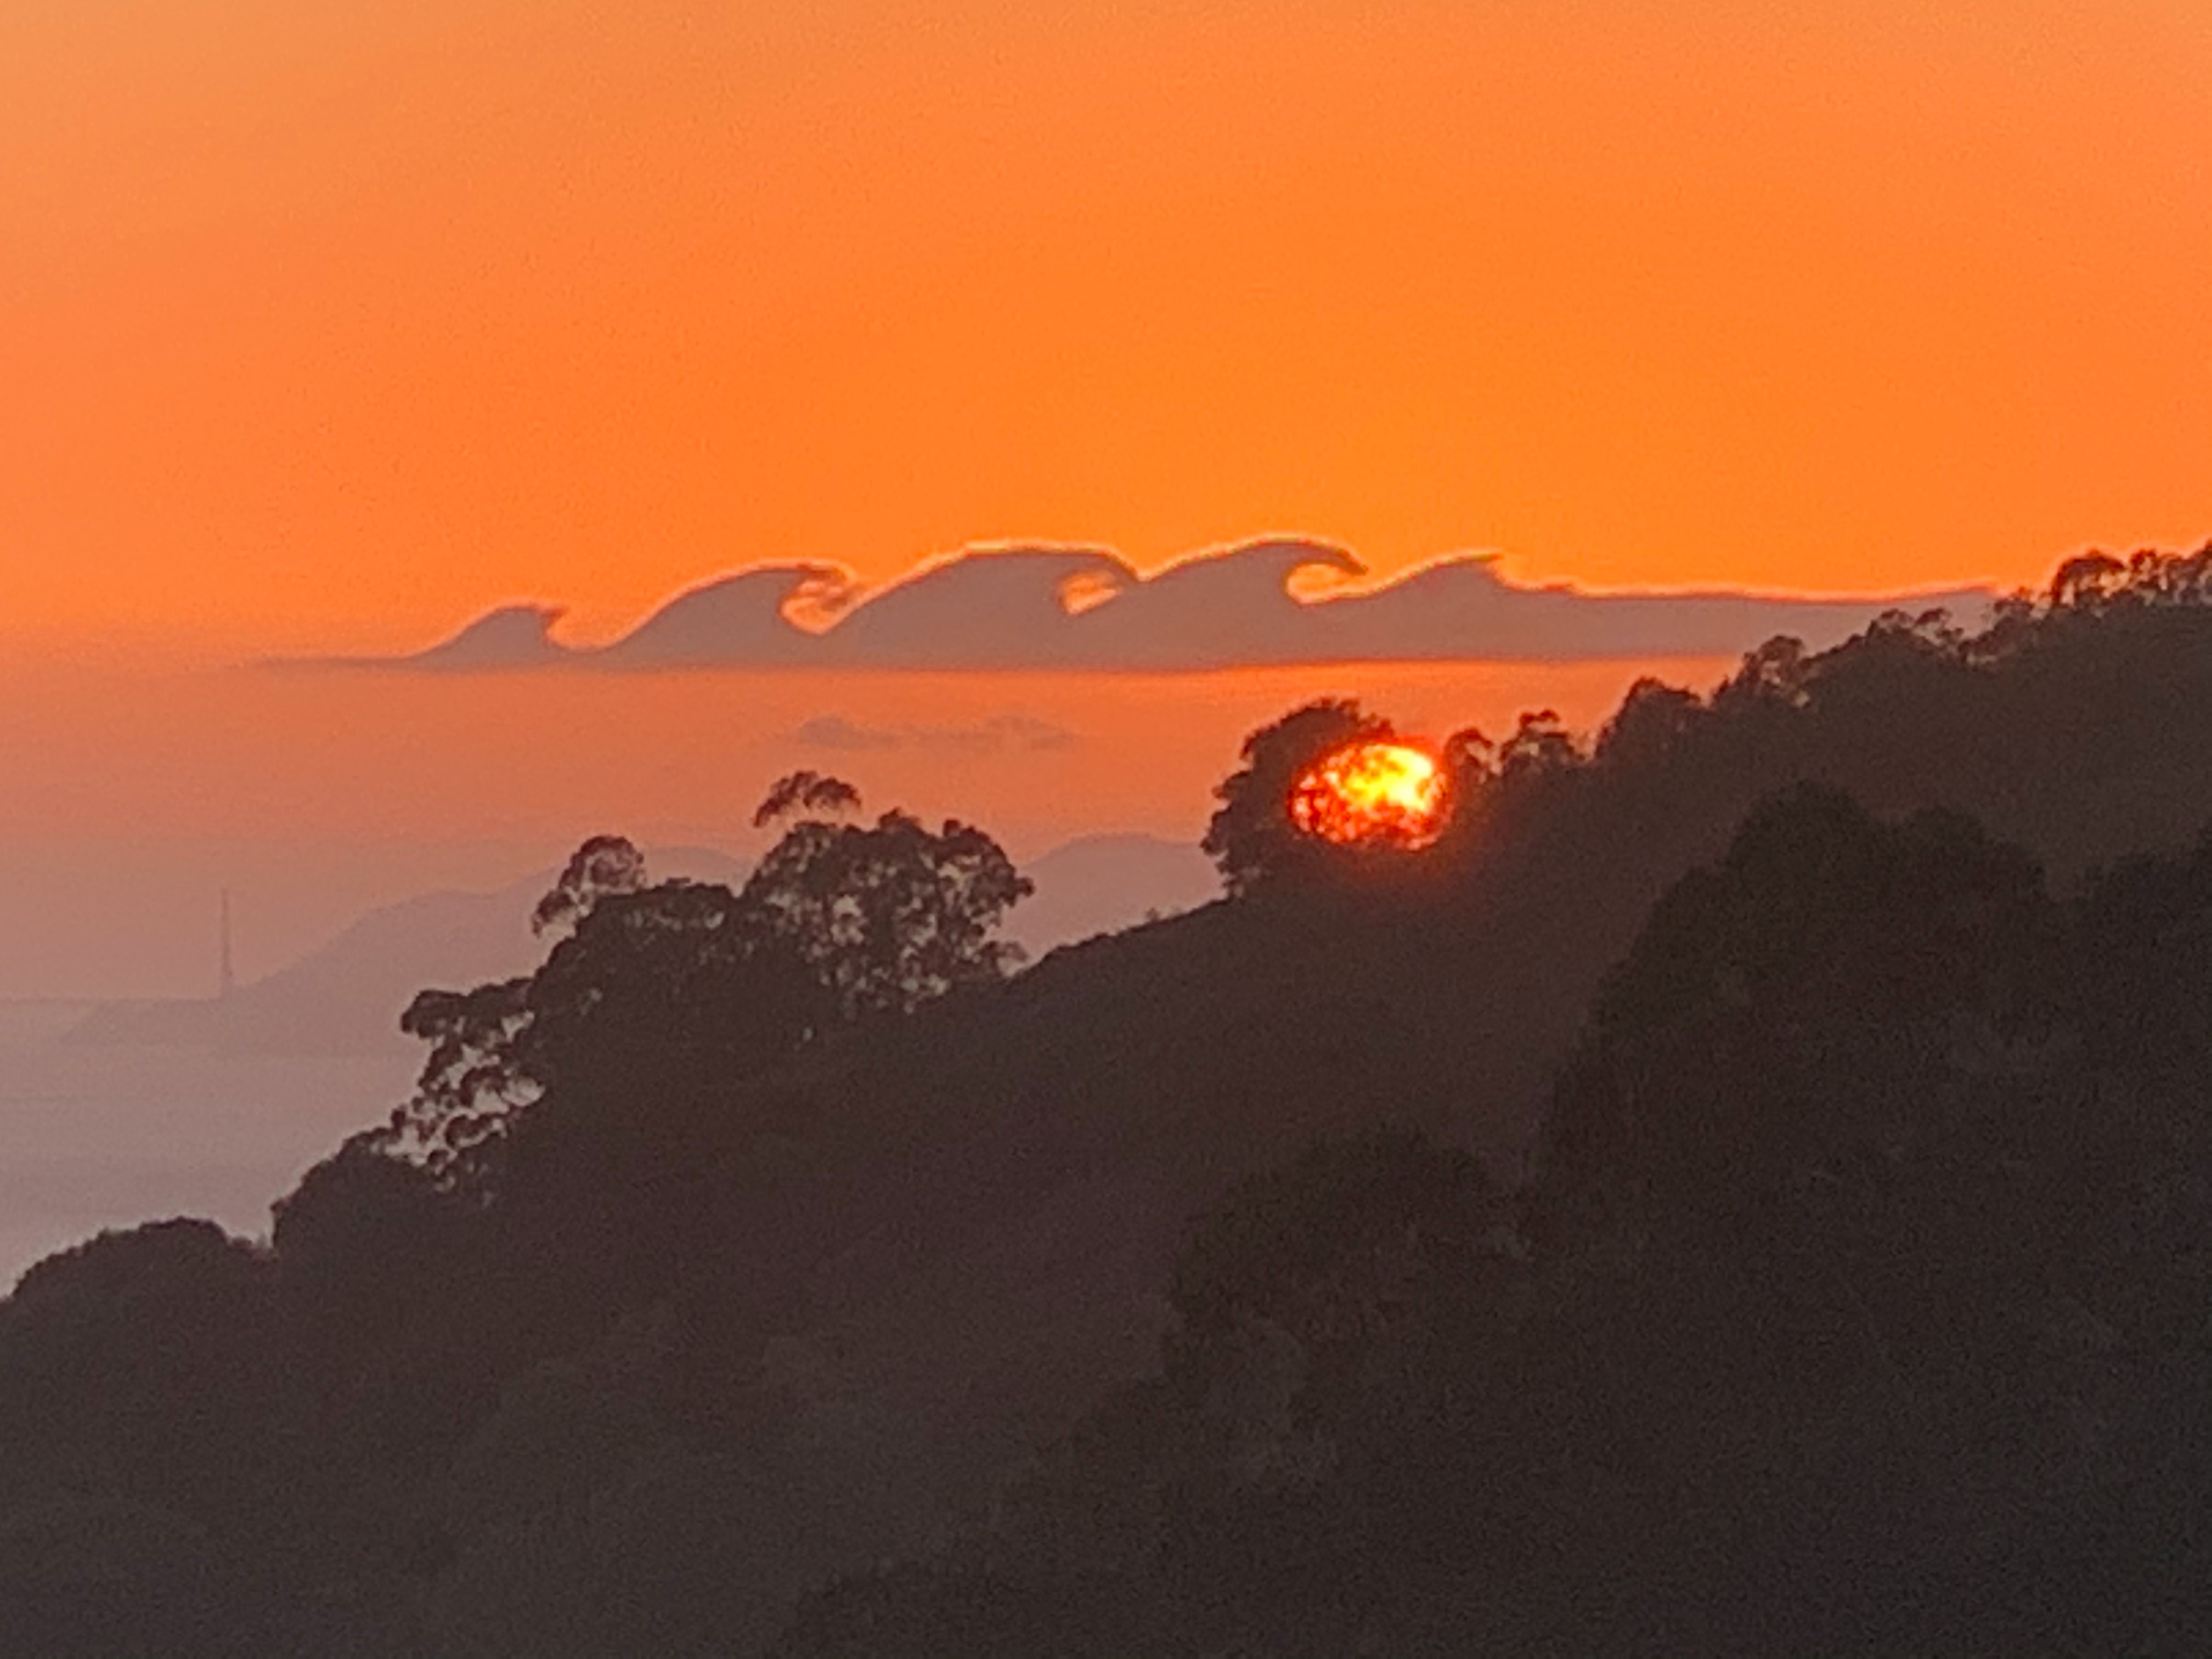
[2,548,2210,1657]
[781,785,2212,1657]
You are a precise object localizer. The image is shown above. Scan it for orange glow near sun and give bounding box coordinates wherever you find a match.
[1290,740,1450,850]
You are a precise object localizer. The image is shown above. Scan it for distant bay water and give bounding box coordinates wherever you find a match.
[0,1004,415,1285]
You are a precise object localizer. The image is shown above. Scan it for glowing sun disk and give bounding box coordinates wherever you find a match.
[1289,740,1449,850]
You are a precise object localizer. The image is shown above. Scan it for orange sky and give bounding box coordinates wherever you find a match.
[3,2,2210,997]
[4,0,2208,659]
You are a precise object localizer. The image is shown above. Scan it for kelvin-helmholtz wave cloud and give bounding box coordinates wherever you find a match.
[316,540,1993,673]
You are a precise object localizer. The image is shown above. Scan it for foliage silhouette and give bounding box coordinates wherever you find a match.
[1201,697,1389,894]
[1202,698,1496,893]
[752,771,865,828]
[531,833,648,938]
[379,804,1028,1199]
[742,809,1032,1022]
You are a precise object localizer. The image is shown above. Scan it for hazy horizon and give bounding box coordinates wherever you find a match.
[5,647,1751,1002]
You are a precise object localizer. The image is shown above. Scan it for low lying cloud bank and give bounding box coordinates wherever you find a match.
[307,540,1993,673]
[793,714,1079,754]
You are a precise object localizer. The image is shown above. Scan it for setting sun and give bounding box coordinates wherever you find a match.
[1289,740,1450,850]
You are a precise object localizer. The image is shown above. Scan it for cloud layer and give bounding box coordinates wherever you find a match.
[311,540,1992,674]
[793,714,1078,754]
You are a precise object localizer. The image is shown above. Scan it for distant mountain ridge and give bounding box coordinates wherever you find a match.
[65,836,1215,1057]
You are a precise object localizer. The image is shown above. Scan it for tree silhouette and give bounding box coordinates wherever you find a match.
[377,798,1030,1193]
[0,1222,289,1571]
[1593,679,1704,770]
[2050,550,2125,611]
[531,834,648,938]
[390,976,535,1186]
[1201,699,1392,895]
[1495,708,1581,780]
[742,809,1032,1020]
[753,771,864,828]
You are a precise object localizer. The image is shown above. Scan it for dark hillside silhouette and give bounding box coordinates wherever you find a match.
[2,545,2210,1655]
[781,786,2212,1656]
